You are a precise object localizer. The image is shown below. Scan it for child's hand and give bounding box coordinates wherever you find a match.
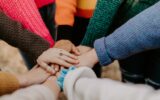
[37,48,79,74]
[76,49,99,68]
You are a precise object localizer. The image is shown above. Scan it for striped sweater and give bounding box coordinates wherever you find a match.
[55,0,97,26]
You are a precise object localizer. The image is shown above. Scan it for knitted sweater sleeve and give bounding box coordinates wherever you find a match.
[55,0,77,26]
[55,0,76,40]
[0,0,54,46]
[81,0,122,47]
[0,72,20,96]
[0,11,50,63]
[94,1,160,66]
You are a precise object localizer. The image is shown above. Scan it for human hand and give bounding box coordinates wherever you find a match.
[76,49,99,68]
[37,48,79,74]
[16,65,51,87]
[54,40,80,55]
[77,45,92,54]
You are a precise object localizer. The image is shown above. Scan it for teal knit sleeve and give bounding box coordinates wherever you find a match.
[81,0,122,47]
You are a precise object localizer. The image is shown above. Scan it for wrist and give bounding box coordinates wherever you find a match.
[89,49,99,65]
[43,77,60,96]
[15,74,29,88]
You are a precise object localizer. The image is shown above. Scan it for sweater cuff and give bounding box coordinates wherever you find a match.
[57,25,73,40]
[81,35,95,47]
[94,37,113,66]
[63,67,97,100]
[0,72,20,95]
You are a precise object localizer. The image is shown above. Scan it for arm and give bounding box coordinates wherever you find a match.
[0,72,20,95]
[1,75,60,100]
[0,0,54,46]
[64,67,159,100]
[0,11,50,62]
[81,0,122,47]
[0,85,56,100]
[55,0,77,40]
[94,1,160,66]
[0,67,52,95]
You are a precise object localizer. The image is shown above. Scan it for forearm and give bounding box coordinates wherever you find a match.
[94,2,160,66]
[1,85,56,100]
[0,0,54,46]
[0,12,50,62]
[81,0,122,47]
[75,78,157,100]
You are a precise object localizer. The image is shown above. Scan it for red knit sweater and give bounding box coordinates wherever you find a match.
[0,0,54,46]
[35,0,55,8]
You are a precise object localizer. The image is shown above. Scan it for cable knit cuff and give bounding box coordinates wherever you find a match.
[57,25,73,40]
[94,37,113,66]
[57,67,76,91]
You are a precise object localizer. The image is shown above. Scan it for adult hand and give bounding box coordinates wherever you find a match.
[76,49,99,68]
[77,45,92,54]
[54,40,80,55]
[16,65,51,87]
[37,48,79,74]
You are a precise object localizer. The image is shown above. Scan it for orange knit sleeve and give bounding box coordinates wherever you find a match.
[0,72,20,96]
[55,0,77,26]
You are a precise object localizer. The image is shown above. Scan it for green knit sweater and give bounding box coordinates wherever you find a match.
[81,0,159,47]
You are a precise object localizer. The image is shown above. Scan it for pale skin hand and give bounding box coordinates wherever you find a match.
[37,48,79,74]
[76,49,99,68]
[77,45,92,54]
[53,40,81,72]
[15,65,51,87]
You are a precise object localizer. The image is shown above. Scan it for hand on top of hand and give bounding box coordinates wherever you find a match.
[37,48,79,74]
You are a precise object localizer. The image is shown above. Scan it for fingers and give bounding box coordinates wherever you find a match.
[59,55,79,64]
[71,45,80,56]
[53,58,73,67]
[51,64,60,72]
[60,49,78,60]
[37,61,56,74]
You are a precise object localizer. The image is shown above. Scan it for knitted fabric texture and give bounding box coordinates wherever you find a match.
[81,0,159,47]
[55,0,97,26]
[0,72,20,96]
[81,0,122,47]
[0,11,50,63]
[0,0,54,46]
[35,0,55,8]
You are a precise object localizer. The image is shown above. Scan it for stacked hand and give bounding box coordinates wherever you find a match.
[36,40,99,74]
[15,40,99,96]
